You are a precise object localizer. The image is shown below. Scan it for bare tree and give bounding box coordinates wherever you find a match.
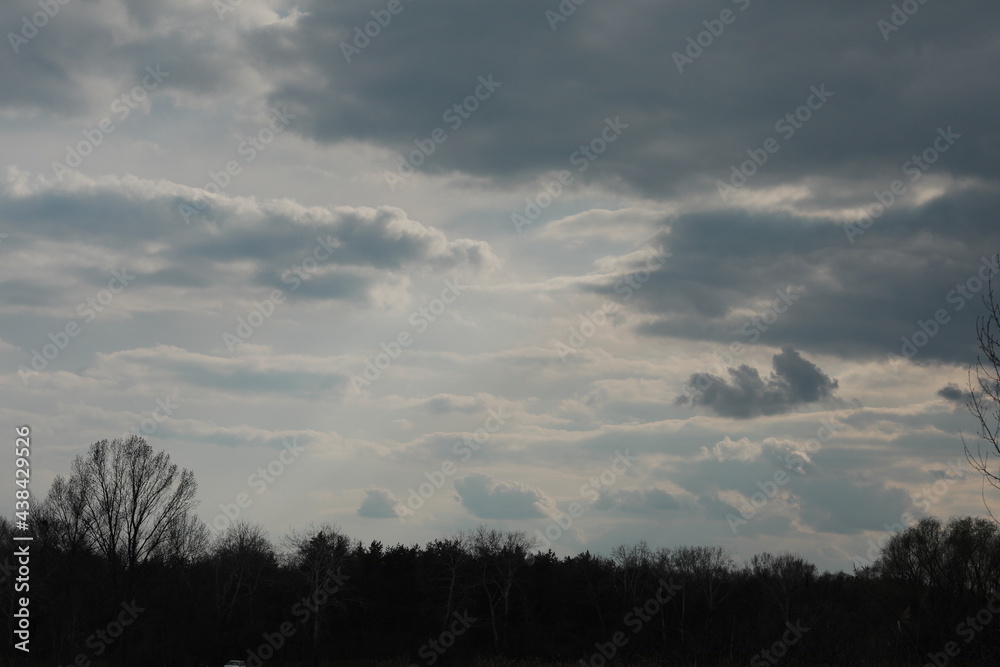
[872,517,946,590]
[611,540,654,605]
[35,477,94,648]
[874,516,1000,598]
[747,552,816,624]
[470,525,536,651]
[941,516,1000,598]
[38,474,90,556]
[212,521,276,636]
[670,544,734,650]
[67,436,198,595]
[284,523,352,656]
[0,516,15,650]
[428,533,472,632]
[966,272,1000,521]
[163,513,210,566]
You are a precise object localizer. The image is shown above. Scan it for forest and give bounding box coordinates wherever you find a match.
[3,435,1000,667]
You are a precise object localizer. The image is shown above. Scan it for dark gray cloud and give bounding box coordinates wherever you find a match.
[3,0,997,200]
[241,0,999,196]
[678,346,837,418]
[937,383,970,404]
[584,190,1000,365]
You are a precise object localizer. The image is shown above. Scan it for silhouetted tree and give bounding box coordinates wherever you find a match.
[23,431,1000,666]
[64,436,198,598]
[611,540,654,606]
[966,272,1000,521]
[748,551,817,624]
[284,523,352,661]
[427,533,473,632]
[470,525,536,652]
[211,520,277,648]
[669,545,735,658]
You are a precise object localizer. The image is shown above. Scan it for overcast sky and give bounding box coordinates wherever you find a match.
[3,0,999,572]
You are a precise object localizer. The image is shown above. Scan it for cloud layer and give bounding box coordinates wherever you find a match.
[0,0,995,574]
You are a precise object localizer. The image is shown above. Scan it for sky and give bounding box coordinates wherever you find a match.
[2,0,999,573]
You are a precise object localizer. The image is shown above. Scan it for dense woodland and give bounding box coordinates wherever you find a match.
[4,437,1000,667]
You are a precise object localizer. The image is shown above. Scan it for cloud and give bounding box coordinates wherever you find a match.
[85,345,347,397]
[453,472,555,519]
[357,487,403,518]
[0,0,265,117]
[240,0,1000,200]
[594,487,679,513]
[5,0,999,203]
[705,436,764,463]
[570,191,999,367]
[421,394,486,414]
[674,435,916,535]
[0,171,498,312]
[794,473,914,535]
[937,383,969,404]
[678,346,838,418]
[1,0,995,574]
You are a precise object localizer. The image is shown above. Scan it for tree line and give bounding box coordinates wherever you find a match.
[2,435,1000,666]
